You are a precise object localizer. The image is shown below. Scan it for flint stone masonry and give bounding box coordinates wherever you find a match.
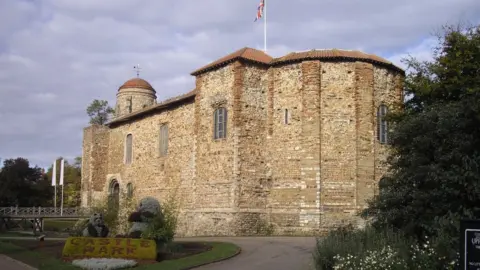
[81,48,404,236]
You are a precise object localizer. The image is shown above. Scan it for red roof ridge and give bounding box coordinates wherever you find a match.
[191,47,402,76]
[191,47,272,76]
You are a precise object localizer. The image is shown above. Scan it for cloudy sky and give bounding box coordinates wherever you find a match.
[0,0,479,169]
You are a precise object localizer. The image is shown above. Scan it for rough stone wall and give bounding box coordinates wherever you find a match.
[192,64,237,236]
[234,63,270,235]
[265,63,304,234]
[81,125,110,207]
[319,62,358,228]
[373,67,400,186]
[299,61,322,232]
[115,88,156,118]
[355,62,375,208]
[85,102,196,236]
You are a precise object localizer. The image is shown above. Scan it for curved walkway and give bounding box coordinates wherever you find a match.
[177,237,317,270]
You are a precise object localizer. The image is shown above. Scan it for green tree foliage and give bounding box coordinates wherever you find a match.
[0,158,53,206]
[86,99,114,125]
[363,24,480,248]
[44,157,82,208]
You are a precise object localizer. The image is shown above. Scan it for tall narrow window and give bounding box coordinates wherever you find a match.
[284,109,289,124]
[127,96,133,113]
[159,124,169,156]
[125,134,133,164]
[126,183,133,199]
[377,104,388,144]
[214,107,227,139]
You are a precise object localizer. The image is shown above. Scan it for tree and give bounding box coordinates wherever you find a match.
[86,99,114,125]
[363,24,480,244]
[0,158,53,207]
[44,157,82,208]
[73,156,82,169]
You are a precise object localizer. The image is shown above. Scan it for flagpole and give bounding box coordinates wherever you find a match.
[264,0,267,52]
[52,160,57,212]
[60,159,64,216]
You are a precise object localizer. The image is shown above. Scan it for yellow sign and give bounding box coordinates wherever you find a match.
[62,237,157,260]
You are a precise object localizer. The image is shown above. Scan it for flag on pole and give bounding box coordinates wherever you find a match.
[254,0,265,22]
[253,0,267,52]
[59,159,64,186]
[51,160,56,186]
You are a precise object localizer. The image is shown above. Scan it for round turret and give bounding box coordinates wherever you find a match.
[115,78,157,118]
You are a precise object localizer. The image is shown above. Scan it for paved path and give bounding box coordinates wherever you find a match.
[0,255,36,270]
[178,237,317,270]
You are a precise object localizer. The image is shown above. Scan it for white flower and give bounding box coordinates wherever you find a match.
[72,258,138,270]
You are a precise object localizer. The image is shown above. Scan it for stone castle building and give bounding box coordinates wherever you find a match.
[81,47,404,236]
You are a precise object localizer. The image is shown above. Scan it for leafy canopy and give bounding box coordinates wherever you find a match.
[86,99,114,125]
[363,24,480,242]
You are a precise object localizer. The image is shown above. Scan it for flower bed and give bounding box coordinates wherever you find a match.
[72,258,137,270]
[314,226,460,270]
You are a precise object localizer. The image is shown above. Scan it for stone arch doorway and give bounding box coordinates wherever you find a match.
[109,179,120,210]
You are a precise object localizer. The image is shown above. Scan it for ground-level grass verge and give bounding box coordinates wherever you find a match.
[0,231,35,237]
[2,218,79,233]
[0,240,78,269]
[43,219,78,232]
[0,240,240,270]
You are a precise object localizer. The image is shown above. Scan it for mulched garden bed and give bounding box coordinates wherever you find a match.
[2,239,212,267]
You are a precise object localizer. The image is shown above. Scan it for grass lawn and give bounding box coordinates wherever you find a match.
[0,239,240,270]
[43,219,79,231]
[0,231,35,237]
[4,218,79,232]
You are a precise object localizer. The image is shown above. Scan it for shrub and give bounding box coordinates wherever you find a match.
[141,195,178,246]
[70,218,89,236]
[81,193,138,237]
[314,225,410,270]
[314,225,460,270]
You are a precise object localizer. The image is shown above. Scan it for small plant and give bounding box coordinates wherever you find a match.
[70,218,89,236]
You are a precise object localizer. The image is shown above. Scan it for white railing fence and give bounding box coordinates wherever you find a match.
[0,207,89,217]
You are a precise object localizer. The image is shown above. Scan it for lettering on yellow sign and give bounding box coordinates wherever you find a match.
[62,237,156,260]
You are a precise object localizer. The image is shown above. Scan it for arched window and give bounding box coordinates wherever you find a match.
[126,183,133,199]
[125,134,133,164]
[214,107,227,139]
[108,179,120,210]
[377,104,388,144]
[159,124,168,156]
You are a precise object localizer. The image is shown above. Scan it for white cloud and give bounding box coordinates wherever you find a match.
[387,37,439,70]
[0,0,478,168]
[28,92,57,103]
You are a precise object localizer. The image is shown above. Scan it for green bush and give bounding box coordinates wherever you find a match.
[141,196,178,247]
[313,225,458,270]
[314,225,411,270]
[81,194,138,237]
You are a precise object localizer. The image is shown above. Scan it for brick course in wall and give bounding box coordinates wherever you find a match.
[81,47,404,236]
